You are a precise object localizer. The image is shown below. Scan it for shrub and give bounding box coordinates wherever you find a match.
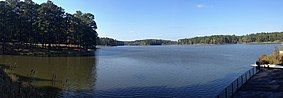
[257,49,283,65]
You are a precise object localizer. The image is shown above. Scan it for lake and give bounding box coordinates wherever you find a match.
[0,44,280,97]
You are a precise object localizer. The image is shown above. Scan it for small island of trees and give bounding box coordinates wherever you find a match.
[0,0,98,56]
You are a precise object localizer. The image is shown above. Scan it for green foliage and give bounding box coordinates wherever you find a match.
[98,38,176,46]
[98,37,124,46]
[0,0,98,55]
[178,32,283,45]
[178,35,239,44]
[124,39,177,46]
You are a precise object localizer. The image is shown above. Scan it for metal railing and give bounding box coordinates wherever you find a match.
[216,67,259,98]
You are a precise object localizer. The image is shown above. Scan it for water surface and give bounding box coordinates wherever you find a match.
[0,44,279,97]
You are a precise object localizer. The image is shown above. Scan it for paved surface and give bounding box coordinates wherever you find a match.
[234,68,283,98]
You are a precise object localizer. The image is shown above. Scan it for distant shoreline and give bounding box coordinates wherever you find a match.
[98,32,283,46]
[97,42,281,47]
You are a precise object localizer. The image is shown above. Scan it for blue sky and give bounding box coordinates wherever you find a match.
[30,0,283,40]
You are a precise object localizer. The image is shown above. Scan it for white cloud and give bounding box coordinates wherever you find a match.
[196,4,206,8]
[129,30,135,33]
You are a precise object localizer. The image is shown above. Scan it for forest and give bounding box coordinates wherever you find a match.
[0,0,98,56]
[178,32,283,45]
[97,38,177,46]
[98,37,124,46]
[1,0,283,51]
[124,39,177,46]
[98,32,283,46]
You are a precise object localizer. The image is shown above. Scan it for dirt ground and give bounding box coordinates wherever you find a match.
[234,68,283,98]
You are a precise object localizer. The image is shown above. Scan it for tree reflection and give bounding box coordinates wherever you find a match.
[0,53,97,97]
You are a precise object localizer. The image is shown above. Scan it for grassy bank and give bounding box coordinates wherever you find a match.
[0,44,96,57]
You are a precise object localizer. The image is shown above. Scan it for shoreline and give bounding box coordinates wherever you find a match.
[0,49,96,57]
[0,64,61,97]
[0,43,279,56]
[98,43,280,47]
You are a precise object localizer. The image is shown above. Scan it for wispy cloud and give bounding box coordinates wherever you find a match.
[196,4,206,8]
[129,31,135,33]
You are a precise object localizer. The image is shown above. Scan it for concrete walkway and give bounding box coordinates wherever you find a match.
[234,68,283,98]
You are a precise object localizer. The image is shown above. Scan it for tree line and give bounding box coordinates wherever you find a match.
[98,37,124,46]
[178,32,283,45]
[124,39,177,46]
[98,32,283,46]
[0,0,98,55]
[97,38,177,46]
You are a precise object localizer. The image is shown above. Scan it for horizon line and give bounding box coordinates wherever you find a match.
[99,31,283,41]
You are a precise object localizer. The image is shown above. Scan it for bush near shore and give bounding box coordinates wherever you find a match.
[257,48,283,65]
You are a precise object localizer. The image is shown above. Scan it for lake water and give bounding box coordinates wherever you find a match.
[0,44,280,97]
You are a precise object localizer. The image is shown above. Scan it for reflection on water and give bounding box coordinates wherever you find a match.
[0,44,280,97]
[0,55,97,97]
[94,44,280,97]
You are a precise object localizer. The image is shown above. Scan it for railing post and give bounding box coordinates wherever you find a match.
[216,67,258,98]
[246,72,248,81]
[241,75,243,85]
[236,78,239,89]
[232,82,234,94]
[254,68,257,74]
[225,88,228,98]
[249,70,251,78]
[253,68,256,74]
[251,68,253,77]
[255,67,257,73]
